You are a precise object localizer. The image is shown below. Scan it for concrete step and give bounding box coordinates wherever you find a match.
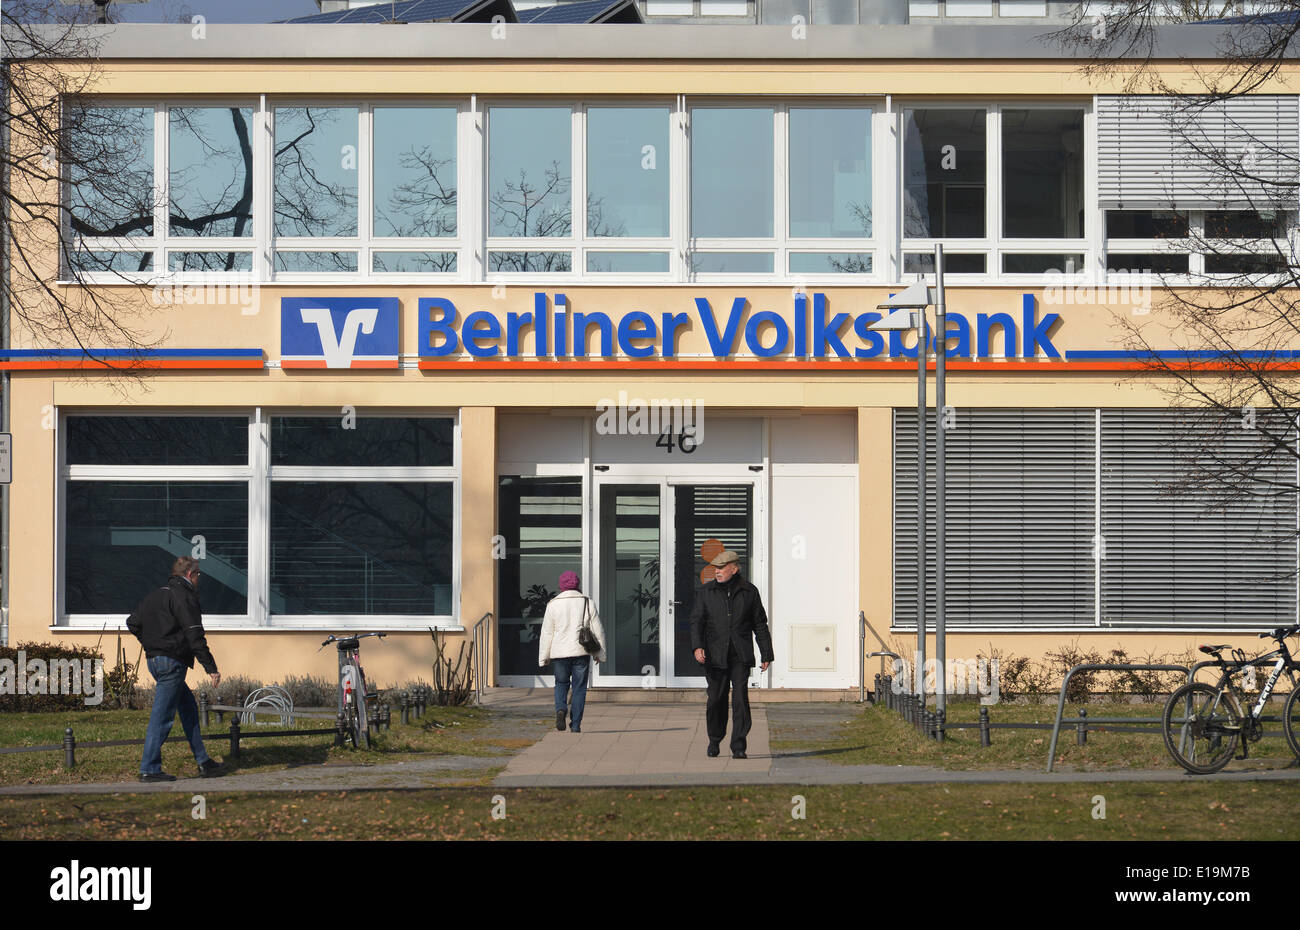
[480,686,864,705]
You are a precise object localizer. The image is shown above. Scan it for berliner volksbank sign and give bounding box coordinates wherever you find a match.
[280,293,1061,367]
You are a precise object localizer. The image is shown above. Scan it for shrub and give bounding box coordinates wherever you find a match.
[277,674,334,708]
[204,675,267,707]
[1043,641,1105,703]
[977,643,1052,704]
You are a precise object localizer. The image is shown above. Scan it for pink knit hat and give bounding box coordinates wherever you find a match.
[558,571,581,591]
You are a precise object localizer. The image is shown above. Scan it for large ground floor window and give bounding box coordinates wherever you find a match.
[60,411,458,627]
[893,407,1298,630]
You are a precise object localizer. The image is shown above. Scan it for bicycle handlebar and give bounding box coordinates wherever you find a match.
[318,632,389,651]
[1258,625,1300,641]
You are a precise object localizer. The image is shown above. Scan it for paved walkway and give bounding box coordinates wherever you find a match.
[497,704,772,785]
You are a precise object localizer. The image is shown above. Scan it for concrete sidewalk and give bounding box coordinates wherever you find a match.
[497,703,772,784]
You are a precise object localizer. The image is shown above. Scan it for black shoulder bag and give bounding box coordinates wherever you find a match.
[578,597,602,655]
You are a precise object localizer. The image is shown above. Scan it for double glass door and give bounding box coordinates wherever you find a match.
[594,479,755,687]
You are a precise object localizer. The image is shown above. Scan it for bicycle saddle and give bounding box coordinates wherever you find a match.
[1199,644,1231,654]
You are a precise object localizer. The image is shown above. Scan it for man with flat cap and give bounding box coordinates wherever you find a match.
[689,549,774,759]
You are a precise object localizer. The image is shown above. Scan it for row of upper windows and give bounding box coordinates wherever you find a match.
[65,100,1295,282]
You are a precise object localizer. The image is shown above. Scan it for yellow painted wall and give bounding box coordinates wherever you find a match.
[47,59,1300,97]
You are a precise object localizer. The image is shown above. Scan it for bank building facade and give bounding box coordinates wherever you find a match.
[5,3,1298,696]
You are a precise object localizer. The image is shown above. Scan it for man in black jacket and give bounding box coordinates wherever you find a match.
[126,557,223,781]
[689,549,774,759]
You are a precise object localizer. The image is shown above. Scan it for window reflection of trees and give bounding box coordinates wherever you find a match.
[273,107,358,238]
[67,106,157,241]
[168,107,254,271]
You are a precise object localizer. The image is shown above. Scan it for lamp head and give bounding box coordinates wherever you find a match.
[876,280,936,310]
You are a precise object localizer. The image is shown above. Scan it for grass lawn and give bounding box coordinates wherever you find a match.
[771,700,1300,771]
[0,705,542,787]
[0,782,1294,840]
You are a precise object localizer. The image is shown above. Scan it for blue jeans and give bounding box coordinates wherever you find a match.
[140,655,211,775]
[552,655,591,730]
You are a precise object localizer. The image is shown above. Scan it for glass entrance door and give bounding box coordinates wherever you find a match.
[594,482,664,685]
[593,478,757,687]
[667,483,755,686]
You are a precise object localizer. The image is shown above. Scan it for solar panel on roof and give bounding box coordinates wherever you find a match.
[283,0,474,23]
[523,0,619,22]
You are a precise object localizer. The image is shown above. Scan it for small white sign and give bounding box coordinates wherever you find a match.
[0,433,10,484]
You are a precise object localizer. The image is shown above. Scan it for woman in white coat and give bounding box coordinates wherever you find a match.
[538,571,605,733]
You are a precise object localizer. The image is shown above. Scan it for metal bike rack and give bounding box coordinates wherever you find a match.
[1045,663,1189,772]
[241,686,295,727]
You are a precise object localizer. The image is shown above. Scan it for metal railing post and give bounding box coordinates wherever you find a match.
[978,706,990,747]
[63,727,75,769]
[1077,708,1088,747]
[229,717,241,760]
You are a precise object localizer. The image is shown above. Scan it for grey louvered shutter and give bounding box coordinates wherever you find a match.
[893,408,1096,628]
[1100,409,1298,627]
[1096,94,1300,209]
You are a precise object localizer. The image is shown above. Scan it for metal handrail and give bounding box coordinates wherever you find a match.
[1045,663,1189,772]
[859,611,893,702]
[471,611,493,703]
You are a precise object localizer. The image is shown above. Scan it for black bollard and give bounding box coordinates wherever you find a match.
[400,696,410,726]
[979,706,991,747]
[382,705,391,731]
[229,717,241,761]
[63,727,75,769]
[1077,708,1088,747]
[200,692,209,728]
[335,712,346,748]
[936,709,946,743]
[873,674,881,705]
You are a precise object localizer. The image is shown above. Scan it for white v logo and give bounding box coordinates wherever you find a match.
[298,307,379,368]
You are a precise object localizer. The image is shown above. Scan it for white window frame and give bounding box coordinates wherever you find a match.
[56,409,462,631]
[270,99,469,283]
[62,97,166,285]
[57,409,257,630]
[1101,207,1299,285]
[897,100,1095,285]
[264,408,461,630]
[689,98,883,285]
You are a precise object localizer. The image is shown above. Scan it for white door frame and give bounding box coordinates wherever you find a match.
[589,472,768,688]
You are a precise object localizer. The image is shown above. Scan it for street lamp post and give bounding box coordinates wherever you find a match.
[872,245,948,716]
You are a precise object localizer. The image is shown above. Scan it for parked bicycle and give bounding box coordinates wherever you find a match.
[319,633,386,749]
[1161,625,1300,774]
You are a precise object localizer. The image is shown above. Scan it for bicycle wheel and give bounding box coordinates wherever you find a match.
[343,660,369,750]
[351,660,370,750]
[1283,685,1300,762]
[1162,682,1241,775]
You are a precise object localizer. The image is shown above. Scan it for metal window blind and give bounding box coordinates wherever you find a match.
[1100,408,1298,627]
[1096,95,1300,209]
[893,408,1097,628]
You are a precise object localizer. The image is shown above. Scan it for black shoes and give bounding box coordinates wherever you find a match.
[706,741,720,757]
[732,751,748,759]
[556,709,567,731]
[138,772,176,783]
[198,759,226,778]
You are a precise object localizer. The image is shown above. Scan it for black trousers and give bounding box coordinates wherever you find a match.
[704,649,752,753]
